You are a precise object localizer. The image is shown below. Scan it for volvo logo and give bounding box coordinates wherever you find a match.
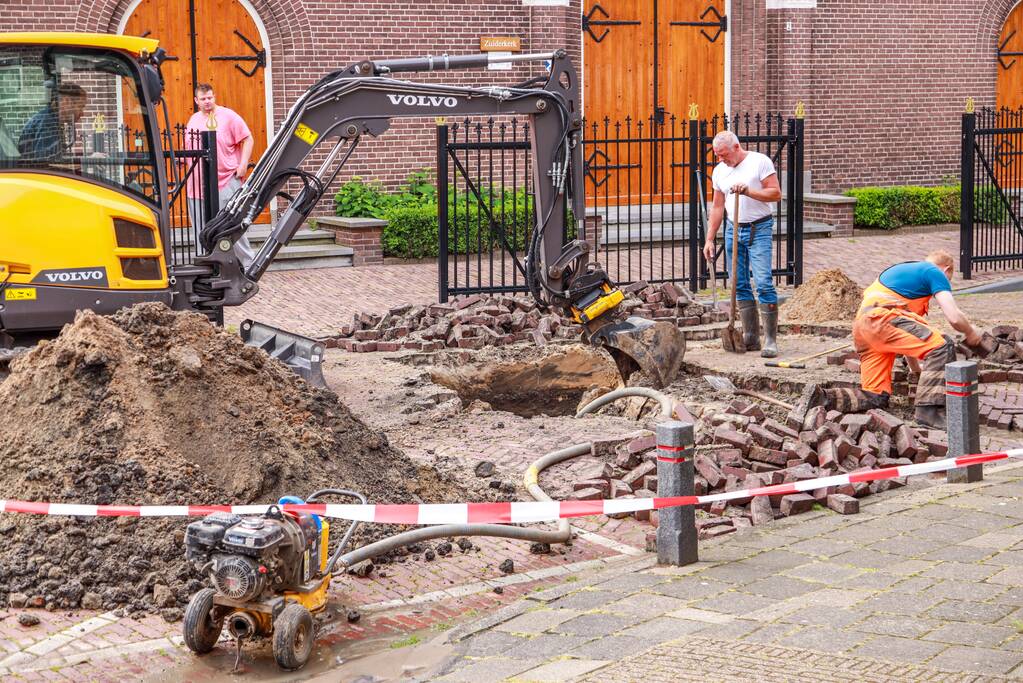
[386,94,458,108]
[33,267,109,287]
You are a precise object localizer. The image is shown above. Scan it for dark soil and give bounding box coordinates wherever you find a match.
[0,304,470,614]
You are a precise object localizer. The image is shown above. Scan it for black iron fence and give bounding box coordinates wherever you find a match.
[437,112,804,301]
[960,107,1023,278]
[161,126,219,268]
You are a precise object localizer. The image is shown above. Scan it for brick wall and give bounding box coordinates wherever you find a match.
[3,0,1018,200]
[767,0,1016,194]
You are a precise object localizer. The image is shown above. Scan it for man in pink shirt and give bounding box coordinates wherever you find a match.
[185,83,255,264]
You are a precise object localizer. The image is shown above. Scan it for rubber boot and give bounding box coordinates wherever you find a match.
[760,302,779,358]
[914,405,947,430]
[738,300,760,351]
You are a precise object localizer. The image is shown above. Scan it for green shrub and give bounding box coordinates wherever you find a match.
[845,184,1010,229]
[382,204,440,259]
[333,177,396,219]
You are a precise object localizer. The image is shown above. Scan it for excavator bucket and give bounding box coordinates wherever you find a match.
[239,319,327,388]
[587,316,686,389]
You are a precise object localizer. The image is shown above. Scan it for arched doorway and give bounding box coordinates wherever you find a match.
[582,0,726,204]
[998,1,1023,110]
[120,0,272,221]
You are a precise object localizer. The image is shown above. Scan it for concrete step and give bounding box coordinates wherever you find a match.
[169,225,354,271]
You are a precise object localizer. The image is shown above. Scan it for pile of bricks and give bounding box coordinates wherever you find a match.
[960,325,1023,366]
[331,282,726,352]
[570,396,949,540]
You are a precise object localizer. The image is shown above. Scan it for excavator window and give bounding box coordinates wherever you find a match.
[0,46,160,204]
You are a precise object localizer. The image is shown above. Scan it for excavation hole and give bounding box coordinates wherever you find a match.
[429,344,622,417]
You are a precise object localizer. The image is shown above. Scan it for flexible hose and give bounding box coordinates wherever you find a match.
[334,388,670,569]
[576,386,674,419]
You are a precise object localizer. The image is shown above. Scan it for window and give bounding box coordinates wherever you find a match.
[0,45,160,204]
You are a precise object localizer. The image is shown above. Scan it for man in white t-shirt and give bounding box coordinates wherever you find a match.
[702,130,783,357]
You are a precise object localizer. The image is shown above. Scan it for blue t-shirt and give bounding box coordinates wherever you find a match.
[878,261,951,300]
[17,107,62,161]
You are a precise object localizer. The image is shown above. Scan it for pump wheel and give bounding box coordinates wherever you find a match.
[183,588,224,654]
[273,603,314,670]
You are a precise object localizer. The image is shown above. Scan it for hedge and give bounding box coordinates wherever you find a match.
[845,185,1006,229]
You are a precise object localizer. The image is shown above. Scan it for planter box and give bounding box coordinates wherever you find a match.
[316,216,386,266]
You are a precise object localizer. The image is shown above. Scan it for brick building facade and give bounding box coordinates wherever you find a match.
[3,0,1020,197]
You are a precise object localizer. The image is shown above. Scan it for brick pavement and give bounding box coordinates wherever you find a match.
[226,229,1023,338]
[436,457,1023,682]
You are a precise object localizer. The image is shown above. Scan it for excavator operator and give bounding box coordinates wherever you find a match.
[808,250,983,429]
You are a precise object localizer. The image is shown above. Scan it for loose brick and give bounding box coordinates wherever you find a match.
[748,424,785,449]
[750,496,774,525]
[609,479,632,498]
[714,427,753,454]
[868,408,905,435]
[749,445,789,467]
[818,439,838,470]
[569,487,603,501]
[840,413,872,441]
[827,493,860,514]
[695,454,725,489]
[573,479,611,496]
[763,418,800,440]
[622,461,657,491]
[780,493,815,516]
[893,424,917,459]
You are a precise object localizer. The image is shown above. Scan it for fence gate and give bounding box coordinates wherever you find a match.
[437,112,804,301]
[162,126,219,269]
[960,106,1023,278]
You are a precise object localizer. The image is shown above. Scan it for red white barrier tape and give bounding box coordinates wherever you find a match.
[2,448,1021,525]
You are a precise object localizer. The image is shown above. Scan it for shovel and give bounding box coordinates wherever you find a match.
[720,192,746,353]
[704,374,793,410]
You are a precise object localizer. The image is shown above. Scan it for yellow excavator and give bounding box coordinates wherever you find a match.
[0,32,684,387]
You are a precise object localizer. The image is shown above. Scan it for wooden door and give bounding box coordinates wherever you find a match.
[998,2,1023,113]
[583,0,725,205]
[125,0,269,223]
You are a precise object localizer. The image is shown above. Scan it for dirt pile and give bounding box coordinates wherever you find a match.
[0,304,468,615]
[334,282,727,353]
[781,268,862,323]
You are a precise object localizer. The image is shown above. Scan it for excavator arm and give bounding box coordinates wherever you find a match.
[182,50,683,387]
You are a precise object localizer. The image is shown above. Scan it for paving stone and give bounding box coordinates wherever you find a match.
[921,545,994,563]
[740,622,800,645]
[920,580,1006,602]
[847,635,947,664]
[989,566,1023,586]
[779,606,871,629]
[868,535,950,557]
[548,590,618,611]
[495,608,583,634]
[590,573,669,593]
[743,575,819,600]
[504,633,591,659]
[784,537,859,558]
[782,562,865,585]
[882,559,936,576]
[648,578,730,601]
[696,562,766,585]
[856,590,944,616]
[555,613,644,637]
[993,587,1023,606]
[827,549,903,570]
[457,630,527,657]
[852,614,942,638]
[751,549,822,571]
[925,645,1023,675]
[837,571,904,591]
[920,622,1016,647]
[887,576,937,594]
[618,616,709,643]
[775,625,871,654]
[516,658,611,681]
[925,600,1016,624]
[795,587,875,609]
[604,592,688,617]
[438,656,546,682]
[985,550,1023,566]
[690,618,762,640]
[920,561,1003,581]
[908,523,986,545]
[692,592,778,615]
[567,635,649,660]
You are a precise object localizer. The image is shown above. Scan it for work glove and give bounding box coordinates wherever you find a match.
[959,331,997,359]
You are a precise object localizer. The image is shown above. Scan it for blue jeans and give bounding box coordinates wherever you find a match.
[724,217,777,305]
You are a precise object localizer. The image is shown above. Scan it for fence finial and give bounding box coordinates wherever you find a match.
[435,117,447,126]
[794,101,805,119]
[688,103,699,120]
[965,97,975,114]
[92,113,107,133]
